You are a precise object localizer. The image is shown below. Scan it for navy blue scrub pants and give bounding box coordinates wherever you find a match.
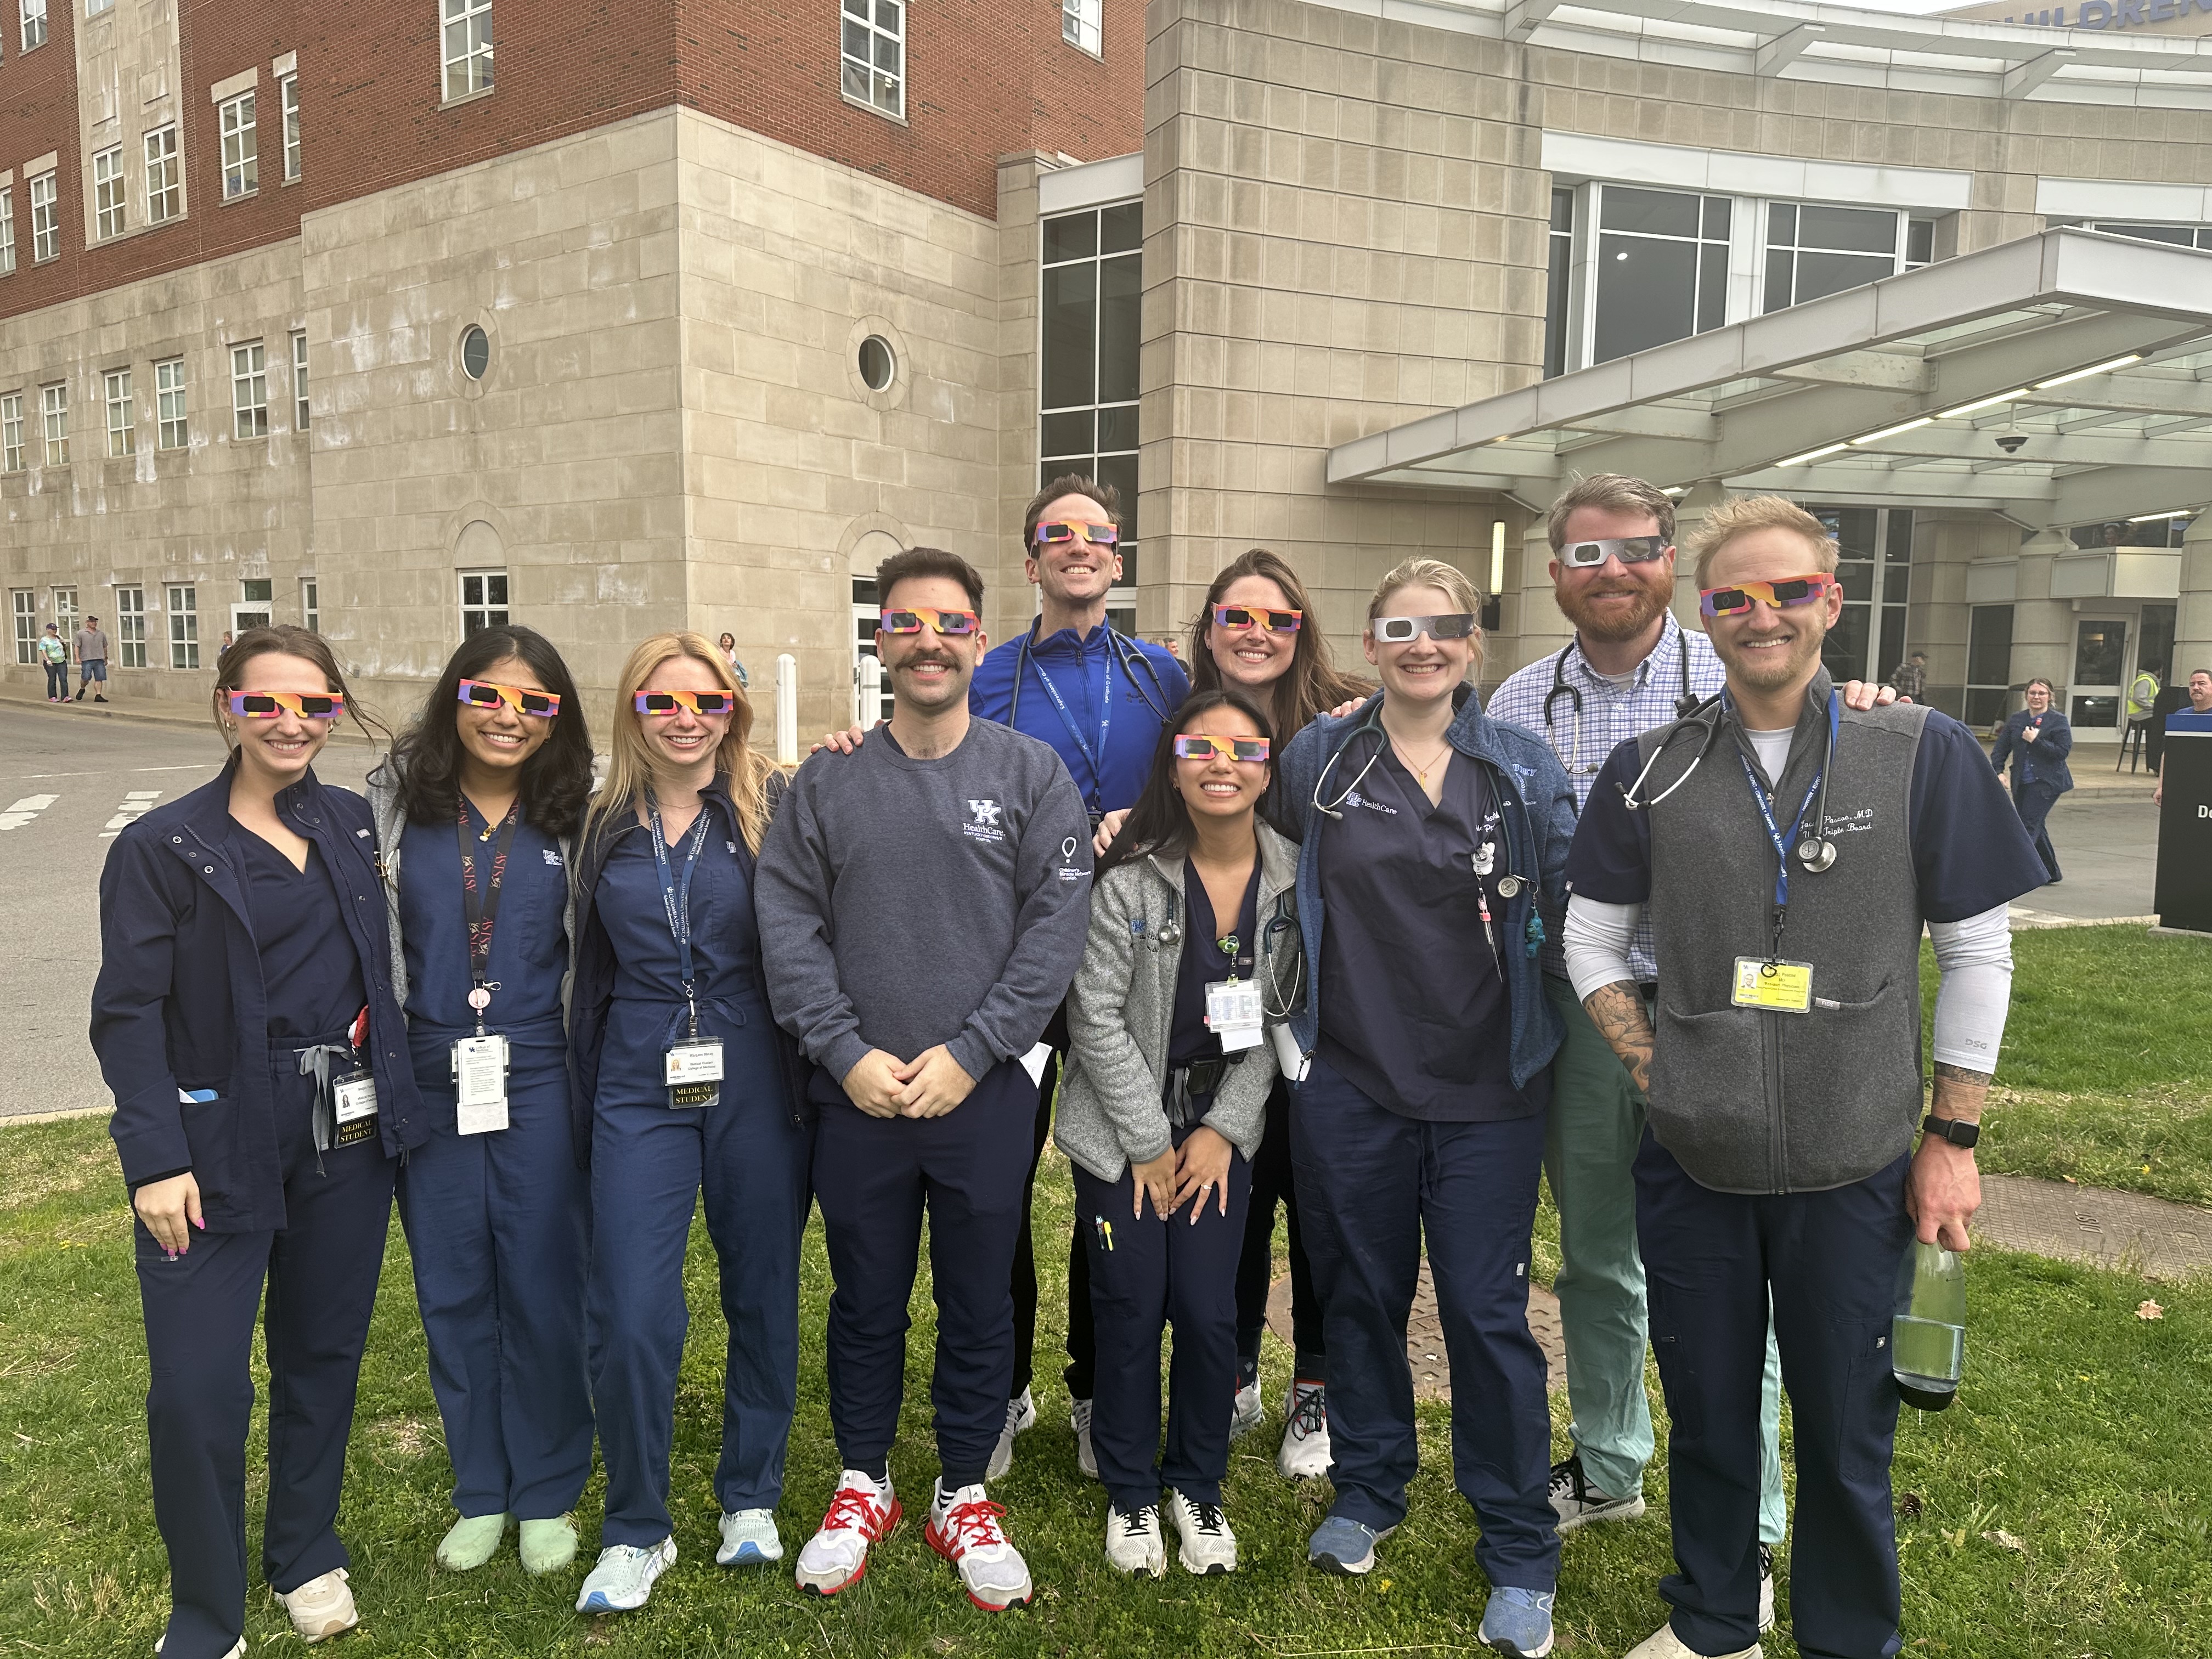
[2011,779,2063,882]
[1073,1124,1251,1513]
[813,1059,1034,1490]
[397,1023,592,1523]
[1237,1078,1324,1380]
[1290,1057,1559,1593]
[588,989,810,1547]
[1635,1132,1914,1659]
[135,1042,395,1659]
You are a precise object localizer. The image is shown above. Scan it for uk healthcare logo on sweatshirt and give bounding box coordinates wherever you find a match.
[963,799,1006,844]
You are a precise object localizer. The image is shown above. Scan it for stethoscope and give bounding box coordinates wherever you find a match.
[1008,619,1175,729]
[1146,889,1306,1021]
[1541,622,1702,776]
[1620,688,1841,874]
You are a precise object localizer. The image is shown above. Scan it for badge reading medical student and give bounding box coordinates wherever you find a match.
[452,1033,510,1135]
[331,1070,381,1146]
[1205,980,1265,1053]
[665,1037,725,1109]
[1731,958,1814,1014]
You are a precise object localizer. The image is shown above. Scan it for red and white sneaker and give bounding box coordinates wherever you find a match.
[795,1470,901,1596]
[925,1482,1035,1611]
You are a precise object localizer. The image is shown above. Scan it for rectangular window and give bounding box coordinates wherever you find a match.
[104,368,133,456]
[40,382,66,466]
[460,569,509,635]
[167,583,199,669]
[1543,186,1574,380]
[291,331,308,429]
[230,341,267,439]
[443,0,494,100]
[281,75,301,181]
[0,187,15,275]
[87,0,112,13]
[145,125,180,223]
[1591,185,1730,366]
[300,577,318,635]
[21,0,44,51]
[29,171,58,262]
[0,393,20,471]
[840,0,903,119]
[93,145,126,240]
[1039,200,1142,613]
[2087,220,2212,251]
[1763,202,1903,313]
[1808,506,1911,686]
[1062,0,1101,54]
[156,358,187,449]
[51,585,77,640]
[117,585,147,668]
[220,91,257,199]
[11,590,35,666]
[1905,217,1936,269]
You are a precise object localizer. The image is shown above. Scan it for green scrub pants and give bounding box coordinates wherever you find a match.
[1542,974,1786,1547]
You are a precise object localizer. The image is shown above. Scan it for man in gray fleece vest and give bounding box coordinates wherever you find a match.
[1561,497,2046,1659]
[754,546,1091,1615]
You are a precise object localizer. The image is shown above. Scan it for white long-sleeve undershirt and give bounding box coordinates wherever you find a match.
[1563,894,2013,1075]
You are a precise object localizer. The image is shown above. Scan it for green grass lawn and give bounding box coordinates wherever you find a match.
[2,1114,2208,1657]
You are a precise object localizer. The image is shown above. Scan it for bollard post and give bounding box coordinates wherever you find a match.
[775,652,798,765]
[858,652,882,729]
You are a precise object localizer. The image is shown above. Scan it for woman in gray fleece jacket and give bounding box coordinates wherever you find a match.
[1056,687,1304,1581]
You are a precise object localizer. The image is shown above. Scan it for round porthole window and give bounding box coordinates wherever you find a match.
[857,335,895,392]
[461,325,492,381]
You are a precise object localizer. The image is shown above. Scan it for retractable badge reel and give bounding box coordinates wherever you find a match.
[331,1006,380,1148]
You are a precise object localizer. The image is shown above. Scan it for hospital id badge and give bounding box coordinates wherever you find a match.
[665,1037,724,1109]
[332,1070,380,1146]
[452,1035,510,1136]
[1731,958,1814,1014]
[1205,980,1265,1054]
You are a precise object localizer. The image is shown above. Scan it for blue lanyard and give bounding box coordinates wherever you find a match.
[1025,631,1111,812]
[643,789,715,1035]
[1735,690,1839,917]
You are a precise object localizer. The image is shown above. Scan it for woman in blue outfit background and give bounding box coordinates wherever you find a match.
[369,625,597,1578]
[92,627,425,1659]
[567,631,811,1615]
[1989,676,2073,883]
[1271,559,1578,1659]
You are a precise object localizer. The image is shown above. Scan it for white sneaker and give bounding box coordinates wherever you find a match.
[925,1482,1035,1611]
[574,1538,676,1613]
[985,1385,1037,1481]
[1104,1502,1167,1576]
[155,1640,245,1658]
[276,1568,358,1643]
[1548,1453,1647,1531]
[1760,1542,1777,1633]
[717,1506,783,1566]
[1071,1396,1098,1481]
[795,1470,900,1596]
[1623,1622,1759,1659]
[1277,1379,1331,1480]
[1229,1374,1265,1441]
[1165,1487,1239,1576]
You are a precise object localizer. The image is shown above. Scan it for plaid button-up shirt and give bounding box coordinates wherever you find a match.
[1486,617,1725,983]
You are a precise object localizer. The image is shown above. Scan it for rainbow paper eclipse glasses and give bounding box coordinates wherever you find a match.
[1211,604,1302,634]
[1173,733,1271,763]
[227,690,345,720]
[877,608,980,636]
[1032,521,1120,548]
[1697,573,1839,619]
[458,679,561,718]
[634,689,736,716]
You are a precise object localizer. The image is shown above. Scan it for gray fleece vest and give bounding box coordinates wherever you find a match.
[1640,674,1932,1195]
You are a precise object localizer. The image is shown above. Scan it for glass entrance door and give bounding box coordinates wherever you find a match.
[2070,617,2128,729]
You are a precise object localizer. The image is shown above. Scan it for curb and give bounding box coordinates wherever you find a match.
[0,692,379,745]
[0,1104,114,1128]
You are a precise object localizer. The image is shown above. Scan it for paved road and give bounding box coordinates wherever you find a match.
[2010,787,2160,925]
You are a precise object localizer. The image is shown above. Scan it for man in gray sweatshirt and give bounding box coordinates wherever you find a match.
[755,545,1092,1616]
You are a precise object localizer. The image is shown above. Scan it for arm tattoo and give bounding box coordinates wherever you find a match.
[1582,980,1655,1094]
[1929,1060,1992,1125]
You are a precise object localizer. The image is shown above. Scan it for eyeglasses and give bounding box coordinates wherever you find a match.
[877,607,980,636]
[1211,604,1302,634]
[1559,535,1670,569]
[1032,521,1120,548]
[634,689,736,716]
[1697,574,1838,618]
[1173,733,1271,763]
[1372,613,1479,643]
[227,690,345,720]
[458,679,561,718]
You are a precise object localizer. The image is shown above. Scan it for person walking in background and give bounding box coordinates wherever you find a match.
[92,627,422,1657]
[1891,651,1927,702]
[1060,687,1302,1578]
[75,614,111,702]
[39,622,69,701]
[1990,678,2073,883]
[368,627,597,1580]
[717,631,750,689]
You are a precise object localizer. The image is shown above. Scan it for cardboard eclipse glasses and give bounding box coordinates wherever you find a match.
[227,690,345,719]
[1697,573,1839,618]
[458,679,561,718]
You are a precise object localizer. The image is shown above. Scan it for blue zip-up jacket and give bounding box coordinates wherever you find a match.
[969,619,1189,816]
[565,771,812,1159]
[89,755,427,1232]
[1272,684,1578,1092]
[1989,707,2074,794]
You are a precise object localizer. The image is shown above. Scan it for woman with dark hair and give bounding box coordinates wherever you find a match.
[365,624,597,1577]
[1184,548,1372,746]
[1989,676,2073,883]
[1058,688,1303,1577]
[92,627,424,1657]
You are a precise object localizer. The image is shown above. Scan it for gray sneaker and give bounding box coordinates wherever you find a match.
[575,1538,676,1613]
[1547,1453,1646,1531]
[1070,1396,1098,1481]
[985,1386,1037,1481]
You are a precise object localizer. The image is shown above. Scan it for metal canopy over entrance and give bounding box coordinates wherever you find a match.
[1328,228,2212,531]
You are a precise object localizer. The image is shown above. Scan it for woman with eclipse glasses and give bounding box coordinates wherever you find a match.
[366,625,597,1580]
[93,627,422,1655]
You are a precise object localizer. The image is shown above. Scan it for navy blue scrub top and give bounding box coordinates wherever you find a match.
[1169,859,1260,1069]
[398,802,569,1035]
[1316,747,1538,1122]
[231,823,367,1042]
[597,803,759,1003]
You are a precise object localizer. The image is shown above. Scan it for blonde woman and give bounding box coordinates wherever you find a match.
[566,633,809,1614]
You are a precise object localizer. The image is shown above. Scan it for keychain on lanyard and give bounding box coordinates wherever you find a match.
[646,789,727,1108]
[450,800,519,1133]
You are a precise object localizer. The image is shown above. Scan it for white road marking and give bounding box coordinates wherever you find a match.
[102,789,164,836]
[1,794,59,831]
[19,764,210,780]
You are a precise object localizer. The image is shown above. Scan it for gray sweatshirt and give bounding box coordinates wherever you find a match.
[75,627,109,663]
[754,718,1093,1087]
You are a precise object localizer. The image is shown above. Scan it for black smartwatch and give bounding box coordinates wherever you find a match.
[1920,1114,1980,1149]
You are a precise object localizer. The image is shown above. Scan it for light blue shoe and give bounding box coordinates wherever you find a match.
[717,1507,783,1566]
[575,1538,675,1613]
[1306,1514,1392,1575]
[1480,1585,1556,1657]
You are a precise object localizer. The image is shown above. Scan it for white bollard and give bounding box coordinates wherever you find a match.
[857,652,882,729]
[775,652,798,765]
